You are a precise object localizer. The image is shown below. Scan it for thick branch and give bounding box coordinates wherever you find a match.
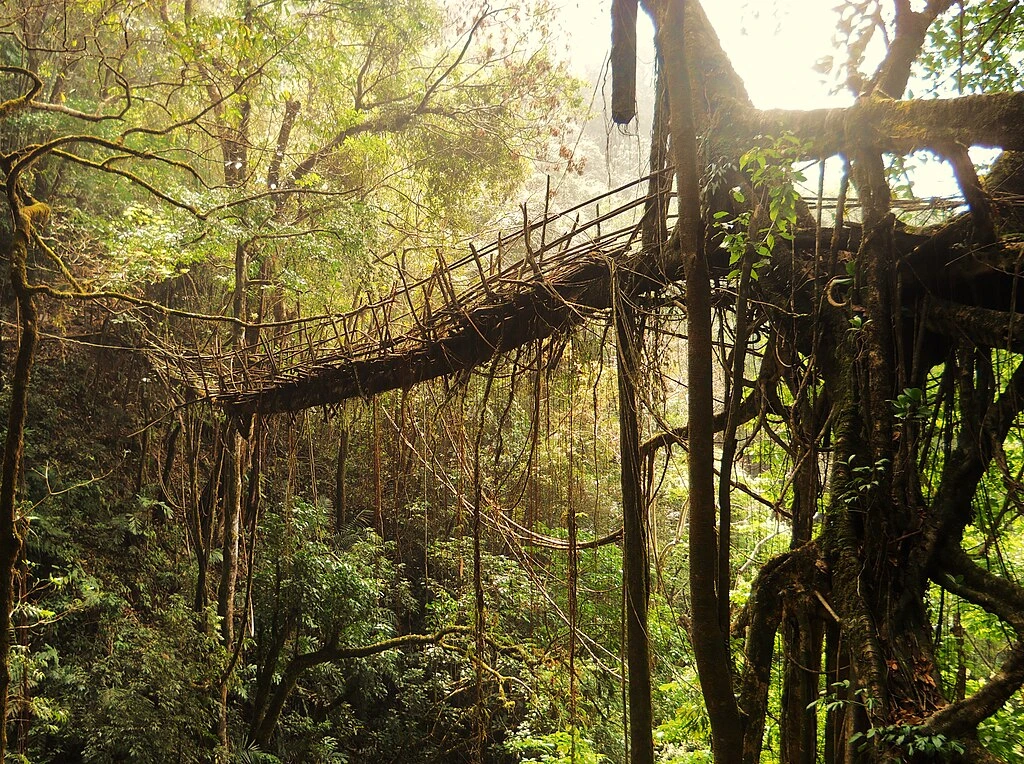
[925,299,1024,354]
[871,1,955,98]
[926,548,1024,737]
[936,546,1024,634]
[735,91,1024,156]
[0,66,43,119]
[738,544,820,762]
[639,391,758,457]
[923,645,1024,742]
[931,356,1024,542]
[286,104,457,188]
[942,142,997,243]
[253,626,474,746]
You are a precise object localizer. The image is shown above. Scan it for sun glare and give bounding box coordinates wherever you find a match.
[556,0,853,111]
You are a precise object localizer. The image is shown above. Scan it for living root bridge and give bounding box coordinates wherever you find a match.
[212,205,1022,423]
[223,251,618,418]
[157,171,685,420]
[150,99,1024,426]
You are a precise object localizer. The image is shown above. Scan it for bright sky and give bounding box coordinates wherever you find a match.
[554,0,853,111]
[703,1,856,110]
[551,0,971,199]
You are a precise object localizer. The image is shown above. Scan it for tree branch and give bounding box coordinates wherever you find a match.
[286,9,490,190]
[925,547,1024,737]
[871,0,955,98]
[735,91,1024,157]
[925,298,1024,354]
[0,66,43,120]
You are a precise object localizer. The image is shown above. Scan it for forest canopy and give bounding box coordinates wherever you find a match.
[2,1,1024,763]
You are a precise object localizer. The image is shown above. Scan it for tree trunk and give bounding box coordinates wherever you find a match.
[0,199,45,760]
[616,285,654,764]
[335,426,348,531]
[780,607,822,764]
[661,1,743,759]
[217,426,244,747]
[781,409,825,763]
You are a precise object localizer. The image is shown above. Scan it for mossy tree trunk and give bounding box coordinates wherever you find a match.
[616,282,654,764]
[0,192,46,761]
[660,1,744,761]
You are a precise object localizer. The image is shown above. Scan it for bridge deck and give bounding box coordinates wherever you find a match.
[148,172,674,416]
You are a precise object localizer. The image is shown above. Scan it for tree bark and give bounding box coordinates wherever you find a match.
[660,1,743,760]
[0,197,45,761]
[217,425,244,747]
[616,285,654,764]
[611,0,638,124]
[335,426,348,531]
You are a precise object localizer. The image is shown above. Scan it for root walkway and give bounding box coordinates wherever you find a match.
[150,172,675,417]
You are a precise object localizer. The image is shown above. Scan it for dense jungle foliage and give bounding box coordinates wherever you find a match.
[1,0,1024,763]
